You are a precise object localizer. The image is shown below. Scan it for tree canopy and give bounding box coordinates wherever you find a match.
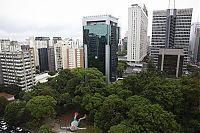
[26,96,57,121]
[1,67,199,133]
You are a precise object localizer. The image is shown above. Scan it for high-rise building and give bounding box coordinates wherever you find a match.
[53,37,62,45]
[83,15,120,82]
[0,41,36,90]
[34,37,50,67]
[0,39,21,52]
[38,48,49,72]
[189,22,200,64]
[150,8,193,75]
[48,46,56,72]
[27,37,56,72]
[54,39,84,70]
[127,4,148,63]
[0,39,10,52]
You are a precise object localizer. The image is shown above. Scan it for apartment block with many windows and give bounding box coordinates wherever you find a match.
[0,48,36,90]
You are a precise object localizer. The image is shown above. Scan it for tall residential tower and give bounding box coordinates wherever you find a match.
[0,40,36,90]
[127,4,148,63]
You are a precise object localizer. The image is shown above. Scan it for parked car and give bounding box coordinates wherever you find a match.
[16,127,23,132]
[22,130,31,133]
[9,129,16,133]
[0,120,7,125]
[0,125,8,131]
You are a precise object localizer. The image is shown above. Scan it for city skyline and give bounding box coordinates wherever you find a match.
[0,0,199,41]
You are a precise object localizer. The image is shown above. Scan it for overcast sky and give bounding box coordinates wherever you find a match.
[0,0,199,41]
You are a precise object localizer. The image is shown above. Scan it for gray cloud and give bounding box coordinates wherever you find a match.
[0,0,199,41]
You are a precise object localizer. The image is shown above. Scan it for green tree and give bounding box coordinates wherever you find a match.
[187,65,200,77]
[108,121,133,133]
[38,124,51,133]
[146,57,156,72]
[117,61,127,77]
[82,93,104,121]
[4,101,27,125]
[180,76,200,132]
[22,83,60,102]
[72,68,106,97]
[26,96,57,121]
[142,79,183,114]
[56,92,72,114]
[0,97,8,117]
[49,69,75,91]
[123,96,180,133]
[107,81,132,99]
[94,95,126,132]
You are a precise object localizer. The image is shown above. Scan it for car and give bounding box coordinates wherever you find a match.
[0,125,8,131]
[1,124,9,129]
[0,125,7,128]
[9,129,16,133]
[22,130,31,133]
[16,127,23,132]
[0,129,3,132]
[0,120,6,125]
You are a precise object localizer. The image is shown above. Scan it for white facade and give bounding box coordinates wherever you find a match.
[82,15,118,26]
[0,49,36,90]
[0,39,21,52]
[127,4,148,62]
[54,39,84,70]
[26,37,50,67]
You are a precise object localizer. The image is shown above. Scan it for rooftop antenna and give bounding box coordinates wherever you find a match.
[174,0,175,9]
[168,0,176,9]
[198,0,200,22]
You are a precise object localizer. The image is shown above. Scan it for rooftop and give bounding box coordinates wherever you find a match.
[0,92,15,99]
[83,15,118,20]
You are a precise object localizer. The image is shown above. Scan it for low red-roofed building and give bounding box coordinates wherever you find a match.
[0,92,15,101]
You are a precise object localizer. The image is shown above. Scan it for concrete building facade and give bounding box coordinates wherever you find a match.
[150,8,193,75]
[127,4,148,62]
[54,40,84,70]
[0,48,36,90]
[158,48,184,77]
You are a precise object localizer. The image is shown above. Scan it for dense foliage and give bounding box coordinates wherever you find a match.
[2,67,200,132]
[0,96,8,117]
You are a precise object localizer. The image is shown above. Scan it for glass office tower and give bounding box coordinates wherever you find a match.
[83,15,120,82]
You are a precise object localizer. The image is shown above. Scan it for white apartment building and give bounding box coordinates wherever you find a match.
[0,39,21,52]
[54,40,84,70]
[127,4,148,62]
[0,48,36,90]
